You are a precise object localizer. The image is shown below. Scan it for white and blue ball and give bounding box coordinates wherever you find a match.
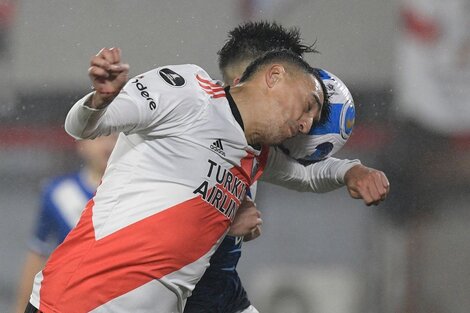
[281,69,355,162]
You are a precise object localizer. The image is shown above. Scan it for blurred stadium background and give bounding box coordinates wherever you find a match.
[1,1,470,312]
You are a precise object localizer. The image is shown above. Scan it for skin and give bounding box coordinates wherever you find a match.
[227,197,262,239]
[228,64,323,146]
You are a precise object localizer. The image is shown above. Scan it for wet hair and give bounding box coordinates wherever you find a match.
[239,49,312,83]
[219,21,329,125]
[218,20,318,76]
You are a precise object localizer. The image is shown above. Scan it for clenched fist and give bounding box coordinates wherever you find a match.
[88,47,130,109]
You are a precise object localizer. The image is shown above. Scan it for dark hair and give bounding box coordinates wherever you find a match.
[219,21,330,125]
[239,49,311,83]
[218,21,318,73]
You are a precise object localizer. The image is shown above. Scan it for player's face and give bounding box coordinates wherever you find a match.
[76,134,118,175]
[263,72,324,145]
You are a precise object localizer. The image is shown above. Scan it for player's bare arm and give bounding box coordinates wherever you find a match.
[344,164,390,206]
[88,47,129,109]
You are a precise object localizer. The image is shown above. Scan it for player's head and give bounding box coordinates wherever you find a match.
[239,49,314,84]
[236,49,324,146]
[280,68,355,163]
[219,21,330,127]
[76,134,118,175]
[218,20,318,85]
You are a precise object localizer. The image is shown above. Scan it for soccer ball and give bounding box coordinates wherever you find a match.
[280,69,355,163]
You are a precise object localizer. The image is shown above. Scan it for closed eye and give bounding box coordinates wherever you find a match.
[310,93,323,124]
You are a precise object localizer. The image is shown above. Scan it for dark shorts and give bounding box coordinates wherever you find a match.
[24,303,42,313]
[184,269,251,313]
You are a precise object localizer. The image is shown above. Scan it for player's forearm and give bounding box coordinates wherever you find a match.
[65,93,108,140]
[307,157,361,192]
[65,91,142,139]
[261,147,361,193]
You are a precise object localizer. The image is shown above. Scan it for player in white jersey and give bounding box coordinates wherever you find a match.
[15,135,117,313]
[184,21,390,313]
[26,48,326,313]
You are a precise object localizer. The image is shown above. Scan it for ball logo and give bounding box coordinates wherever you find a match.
[340,101,355,139]
[159,68,186,87]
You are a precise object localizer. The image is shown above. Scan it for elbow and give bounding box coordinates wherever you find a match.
[64,117,95,140]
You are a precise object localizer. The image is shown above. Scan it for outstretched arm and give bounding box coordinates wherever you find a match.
[261,147,389,205]
[261,146,360,193]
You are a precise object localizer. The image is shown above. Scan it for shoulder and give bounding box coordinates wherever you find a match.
[123,64,217,106]
[130,64,215,90]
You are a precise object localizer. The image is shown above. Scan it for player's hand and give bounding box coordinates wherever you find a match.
[243,224,262,242]
[88,47,130,109]
[228,197,263,241]
[344,164,390,206]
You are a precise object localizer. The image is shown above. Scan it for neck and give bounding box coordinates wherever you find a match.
[82,166,102,190]
[229,84,264,146]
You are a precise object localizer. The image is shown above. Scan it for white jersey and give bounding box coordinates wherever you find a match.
[262,147,359,193]
[30,64,268,313]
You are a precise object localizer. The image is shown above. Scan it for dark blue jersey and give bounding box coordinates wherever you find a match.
[29,171,94,256]
[209,235,243,272]
[184,235,250,313]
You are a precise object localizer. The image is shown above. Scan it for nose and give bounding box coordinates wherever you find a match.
[298,114,314,135]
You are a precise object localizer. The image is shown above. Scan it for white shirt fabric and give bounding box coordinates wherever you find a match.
[31,64,267,313]
[30,63,358,313]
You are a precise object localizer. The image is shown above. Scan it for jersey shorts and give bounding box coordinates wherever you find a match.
[30,64,268,313]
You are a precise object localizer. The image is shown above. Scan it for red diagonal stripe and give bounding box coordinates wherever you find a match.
[198,82,224,93]
[196,74,222,88]
[38,158,255,312]
[39,197,229,312]
[198,82,226,98]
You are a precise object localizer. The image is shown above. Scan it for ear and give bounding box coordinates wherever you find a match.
[232,77,241,86]
[265,64,285,88]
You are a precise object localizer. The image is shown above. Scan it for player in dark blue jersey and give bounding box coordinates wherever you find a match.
[184,21,389,313]
[14,135,116,313]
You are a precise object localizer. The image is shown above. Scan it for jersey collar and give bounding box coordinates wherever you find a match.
[224,86,244,131]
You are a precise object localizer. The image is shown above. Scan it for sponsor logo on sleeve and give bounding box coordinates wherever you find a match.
[131,78,157,111]
[159,68,186,87]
